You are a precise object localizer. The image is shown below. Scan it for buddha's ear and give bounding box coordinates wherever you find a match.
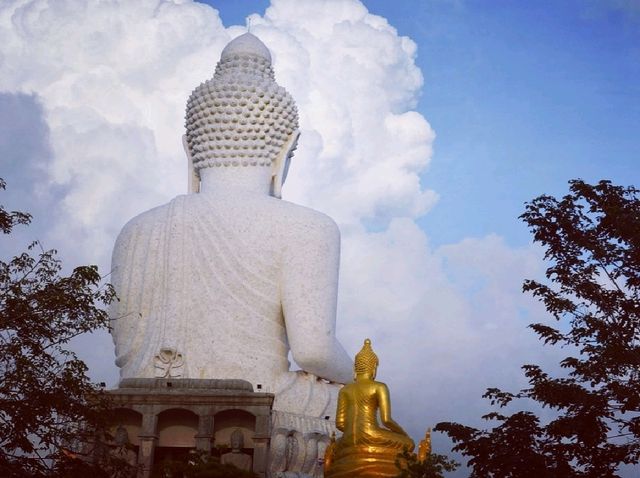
[271,129,300,199]
[183,134,200,194]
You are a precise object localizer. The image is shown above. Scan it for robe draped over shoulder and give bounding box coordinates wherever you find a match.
[109,193,341,417]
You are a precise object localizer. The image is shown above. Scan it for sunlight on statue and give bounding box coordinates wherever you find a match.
[324,339,414,477]
[109,33,352,418]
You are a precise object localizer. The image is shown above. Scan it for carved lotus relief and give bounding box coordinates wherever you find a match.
[153,347,184,378]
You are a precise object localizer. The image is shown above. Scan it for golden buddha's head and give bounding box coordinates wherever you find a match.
[354,338,379,379]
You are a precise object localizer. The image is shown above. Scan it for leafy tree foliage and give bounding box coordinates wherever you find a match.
[0,179,125,477]
[436,180,640,477]
[151,450,258,478]
[395,448,459,478]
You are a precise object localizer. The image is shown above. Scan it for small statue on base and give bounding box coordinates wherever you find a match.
[221,429,253,471]
[324,339,414,477]
[417,427,432,462]
[109,425,137,477]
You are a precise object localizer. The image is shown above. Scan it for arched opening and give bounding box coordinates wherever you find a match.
[213,409,256,461]
[155,408,199,466]
[111,408,143,446]
[109,408,142,467]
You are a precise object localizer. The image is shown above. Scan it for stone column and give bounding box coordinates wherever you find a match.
[252,413,271,477]
[195,414,214,455]
[137,408,158,478]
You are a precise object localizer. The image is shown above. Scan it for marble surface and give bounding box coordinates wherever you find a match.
[109,33,352,420]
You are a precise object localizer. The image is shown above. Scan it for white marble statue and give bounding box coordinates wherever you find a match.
[109,33,352,419]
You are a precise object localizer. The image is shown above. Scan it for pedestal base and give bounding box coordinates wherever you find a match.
[108,378,273,478]
[325,446,406,478]
[269,410,335,477]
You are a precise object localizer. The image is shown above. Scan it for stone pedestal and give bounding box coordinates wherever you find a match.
[269,411,334,478]
[108,378,274,478]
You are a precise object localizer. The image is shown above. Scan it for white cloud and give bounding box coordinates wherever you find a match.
[0,0,234,263]
[1,0,557,460]
[338,225,553,432]
[246,0,435,225]
[0,0,434,257]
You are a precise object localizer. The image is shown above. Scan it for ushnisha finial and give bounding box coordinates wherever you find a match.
[221,32,271,63]
[354,338,379,375]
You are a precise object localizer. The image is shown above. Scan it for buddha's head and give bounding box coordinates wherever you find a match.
[229,428,245,452]
[114,425,130,447]
[184,33,299,197]
[354,338,379,380]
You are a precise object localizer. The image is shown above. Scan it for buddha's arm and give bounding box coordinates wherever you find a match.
[377,383,409,436]
[109,228,131,351]
[281,214,353,384]
[335,389,347,432]
[109,215,153,364]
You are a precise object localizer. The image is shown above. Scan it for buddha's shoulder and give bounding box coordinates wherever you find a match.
[115,194,339,241]
[114,196,192,247]
[373,381,390,393]
[272,198,340,240]
[116,200,177,234]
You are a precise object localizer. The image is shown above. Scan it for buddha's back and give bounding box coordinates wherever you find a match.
[110,190,341,392]
[335,380,381,446]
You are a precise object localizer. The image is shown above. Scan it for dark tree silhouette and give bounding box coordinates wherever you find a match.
[436,180,640,477]
[151,449,259,478]
[0,179,128,477]
[395,448,459,478]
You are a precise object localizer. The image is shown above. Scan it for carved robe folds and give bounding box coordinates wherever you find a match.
[110,192,342,418]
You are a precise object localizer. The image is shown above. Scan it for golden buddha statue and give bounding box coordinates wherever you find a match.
[417,428,432,462]
[324,339,415,477]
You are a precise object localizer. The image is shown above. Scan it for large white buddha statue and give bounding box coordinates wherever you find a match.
[109,33,352,418]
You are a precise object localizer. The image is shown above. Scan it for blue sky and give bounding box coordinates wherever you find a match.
[1,1,638,475]
[207,0,640,247]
